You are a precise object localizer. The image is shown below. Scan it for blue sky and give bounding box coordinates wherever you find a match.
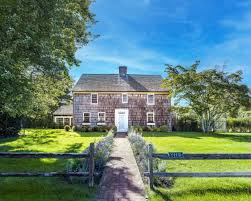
[70,0,251,87]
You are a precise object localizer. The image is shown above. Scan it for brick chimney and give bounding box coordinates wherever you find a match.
[119,66,127,77]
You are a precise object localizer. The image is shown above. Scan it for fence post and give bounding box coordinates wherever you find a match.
[88,143,94,187]
[148,144,154,189]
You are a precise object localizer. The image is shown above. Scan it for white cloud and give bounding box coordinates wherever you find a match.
[77,42,178,73]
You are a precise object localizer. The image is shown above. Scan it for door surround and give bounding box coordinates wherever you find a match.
[115,109,129,132]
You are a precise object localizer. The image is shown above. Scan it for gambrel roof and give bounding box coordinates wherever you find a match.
[73,74,167,92]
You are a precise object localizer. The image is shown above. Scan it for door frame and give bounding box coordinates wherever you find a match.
[115,108,129,132]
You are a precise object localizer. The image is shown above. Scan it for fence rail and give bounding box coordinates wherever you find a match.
[146,144,251,189]
[0,142,95,187]
[153,153,251,160]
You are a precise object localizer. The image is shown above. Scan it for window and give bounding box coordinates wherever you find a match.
[147,94,155,105]
[98,112,106,122]
[83,113,90,123]
[147,112,155,123]
[122,93,128,103]
[64,118,70,125]
[91,93,98,104]
[55,117,63,125]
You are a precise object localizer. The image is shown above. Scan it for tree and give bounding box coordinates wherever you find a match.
[162,61,251,133]
[0,0,95,130]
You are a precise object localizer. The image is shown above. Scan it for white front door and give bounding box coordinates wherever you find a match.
[115,109,128,132]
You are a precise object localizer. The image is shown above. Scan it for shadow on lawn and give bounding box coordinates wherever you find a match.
[153,188,172,201]
[173,186,251,197]
[75,131,107,138]
[153,185,251,201]
[143,132,251,143]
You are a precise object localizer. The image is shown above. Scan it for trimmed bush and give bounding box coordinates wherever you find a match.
[80,125,91,132]
[64,125,71,132]
[159,125,169,132]
[130,125,143,134]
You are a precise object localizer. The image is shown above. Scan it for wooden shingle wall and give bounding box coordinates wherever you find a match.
[73,93,171,130]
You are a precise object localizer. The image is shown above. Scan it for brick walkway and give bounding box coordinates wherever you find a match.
[96,134,147,201]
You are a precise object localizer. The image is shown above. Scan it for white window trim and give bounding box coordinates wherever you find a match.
[147,93,155,105]
[98,112,106,122]
[91,93,98,104]
[147,112,155,125]
[122,93,128,103]
[54,116,73,126]
[82,112,91,125]
[97,122,106,125]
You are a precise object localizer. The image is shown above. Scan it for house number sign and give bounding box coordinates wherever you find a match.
[167,152,184,158]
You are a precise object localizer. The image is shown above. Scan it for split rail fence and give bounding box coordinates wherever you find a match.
[145,144,251,189]
[0,142,95,187]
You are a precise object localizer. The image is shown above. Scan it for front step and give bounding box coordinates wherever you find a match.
[115,132,128,138]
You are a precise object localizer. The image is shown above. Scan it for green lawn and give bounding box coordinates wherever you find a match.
[144,132,251,201]
[0,129,106,201]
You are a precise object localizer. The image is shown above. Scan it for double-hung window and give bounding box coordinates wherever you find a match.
[91,93,98,104]
[98,112,106,123]
[83,112,90,124]
[147,94,155,105]
[147,112,155,125]
[122,93,128,103]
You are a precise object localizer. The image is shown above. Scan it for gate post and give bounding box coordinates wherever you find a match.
[148,144,154,189]
[88,143,95,187]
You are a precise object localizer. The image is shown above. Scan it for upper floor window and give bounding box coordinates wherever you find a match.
[147,112,155,123]
[98,112,106,122]
[91,93,98,104]
[83,112,90,123]
[122,93,128,103]
[147,94,155,105]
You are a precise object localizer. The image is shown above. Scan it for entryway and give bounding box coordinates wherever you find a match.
[115,109,128,132]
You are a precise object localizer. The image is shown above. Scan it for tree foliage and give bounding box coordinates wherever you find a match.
[163,61,251,133]
[0,0,95,124]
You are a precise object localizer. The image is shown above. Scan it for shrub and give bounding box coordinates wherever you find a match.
[159,125,169,132]
[64,125,71,132]
[92,126,99,132]
[72,126,77,132]
[152,127,161,132]
[130,125,143,134]
[110,124,117,133]
[66,129,114,184]
[128,129,148,178]
[142,126,150,132]
[80,125,90,132]
[0,113,21,137]
[173,116,200,132]
[97,125,109,132]
[0,127,19,137]
[227,118,251,133]
[128,127,174,187]
[94,130,114,172]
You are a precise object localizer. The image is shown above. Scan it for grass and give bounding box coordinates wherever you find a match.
[0,129,106,201]
[144,132,251,201]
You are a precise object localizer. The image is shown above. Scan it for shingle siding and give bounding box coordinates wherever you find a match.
[73,92,172,130]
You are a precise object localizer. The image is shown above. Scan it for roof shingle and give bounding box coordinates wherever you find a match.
[53,104,73,116]
[73,74,167,92]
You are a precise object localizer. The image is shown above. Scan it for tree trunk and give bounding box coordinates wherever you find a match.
[201,113,214,133]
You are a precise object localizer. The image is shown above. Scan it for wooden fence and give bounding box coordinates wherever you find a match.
[145,144,251,189]
[0,143,95,187]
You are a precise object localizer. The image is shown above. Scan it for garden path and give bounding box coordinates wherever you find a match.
[95,133,147,201]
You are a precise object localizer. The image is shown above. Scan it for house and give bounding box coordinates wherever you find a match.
[71,66,171,132]
[53,104,73,126]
